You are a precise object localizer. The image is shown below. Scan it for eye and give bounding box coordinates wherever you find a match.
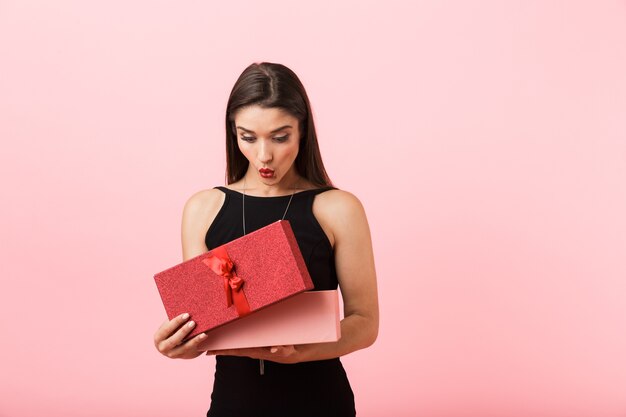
[274,135,289,142]
[240,135,256,142]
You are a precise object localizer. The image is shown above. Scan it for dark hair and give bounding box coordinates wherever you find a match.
[225,62,333,187]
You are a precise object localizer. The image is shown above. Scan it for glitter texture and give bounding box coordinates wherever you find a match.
[154,220,314,340]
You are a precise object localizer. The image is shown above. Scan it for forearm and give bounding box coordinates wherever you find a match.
[294,311,378,363]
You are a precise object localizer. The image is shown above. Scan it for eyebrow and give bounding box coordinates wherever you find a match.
[236,125,293,134]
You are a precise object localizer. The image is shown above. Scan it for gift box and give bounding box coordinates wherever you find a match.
[198,290,341,350]
[154,220,314,341]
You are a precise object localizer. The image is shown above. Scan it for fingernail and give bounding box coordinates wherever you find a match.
[182,313,189,320]
[198,333,207,339]
[270,347,278,353]
[188,321,195,328]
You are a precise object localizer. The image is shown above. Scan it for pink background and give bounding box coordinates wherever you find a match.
[1,1,625,416]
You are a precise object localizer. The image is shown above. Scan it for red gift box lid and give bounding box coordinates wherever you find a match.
[154,220,314,340]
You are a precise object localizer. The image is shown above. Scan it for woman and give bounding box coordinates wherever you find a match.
[153,62,379,416]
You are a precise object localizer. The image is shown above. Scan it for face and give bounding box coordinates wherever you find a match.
[233,105,301,186]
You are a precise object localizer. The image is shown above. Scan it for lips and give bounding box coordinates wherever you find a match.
[259,168,274,178]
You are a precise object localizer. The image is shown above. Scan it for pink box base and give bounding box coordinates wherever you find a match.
[198,290,341,350]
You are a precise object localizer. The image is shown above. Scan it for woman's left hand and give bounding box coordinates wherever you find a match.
[204,345,299,363]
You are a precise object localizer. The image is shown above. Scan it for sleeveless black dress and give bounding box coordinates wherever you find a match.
[205,186,356,417]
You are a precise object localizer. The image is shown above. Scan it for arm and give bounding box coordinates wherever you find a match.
[204,190,379,363]
[153,189,225,359]
[298,190,379,360]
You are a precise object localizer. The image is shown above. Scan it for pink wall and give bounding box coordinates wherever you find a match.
[1,1,625,416]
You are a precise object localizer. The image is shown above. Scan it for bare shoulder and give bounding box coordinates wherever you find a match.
[314,189,364,215]
[181,188,226,261]
[183,188,225,217]
[312,189,368,248]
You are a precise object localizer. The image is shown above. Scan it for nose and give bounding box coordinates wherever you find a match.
[258,139,273,164]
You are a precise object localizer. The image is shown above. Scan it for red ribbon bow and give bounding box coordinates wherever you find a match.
[202,246,251,317]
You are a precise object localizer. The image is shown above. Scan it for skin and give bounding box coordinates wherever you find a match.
[153,105,379,363]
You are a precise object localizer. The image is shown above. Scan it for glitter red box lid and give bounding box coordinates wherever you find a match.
[154,220,314,340]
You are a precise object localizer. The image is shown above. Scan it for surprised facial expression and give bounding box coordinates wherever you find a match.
[234,105,301,185]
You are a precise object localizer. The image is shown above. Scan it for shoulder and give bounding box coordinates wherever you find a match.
[312,189,368,247]
[182,188,226,226]
[314,189,365,216]
[183,188,225,213]
[181,188,227,260]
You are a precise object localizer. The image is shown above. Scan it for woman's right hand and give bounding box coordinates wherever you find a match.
[154,313,208,360]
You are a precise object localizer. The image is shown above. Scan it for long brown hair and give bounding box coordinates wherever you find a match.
[225,62,333,187]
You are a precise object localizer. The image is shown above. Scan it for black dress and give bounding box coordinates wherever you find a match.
[205,186,356,417]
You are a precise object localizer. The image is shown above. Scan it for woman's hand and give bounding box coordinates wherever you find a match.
[204,345,298,364]
[154,313,209,360]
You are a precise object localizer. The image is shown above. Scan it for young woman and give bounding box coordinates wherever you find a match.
[153,62,379,416]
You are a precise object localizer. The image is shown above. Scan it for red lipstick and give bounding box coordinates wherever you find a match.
[259,168,274,178]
